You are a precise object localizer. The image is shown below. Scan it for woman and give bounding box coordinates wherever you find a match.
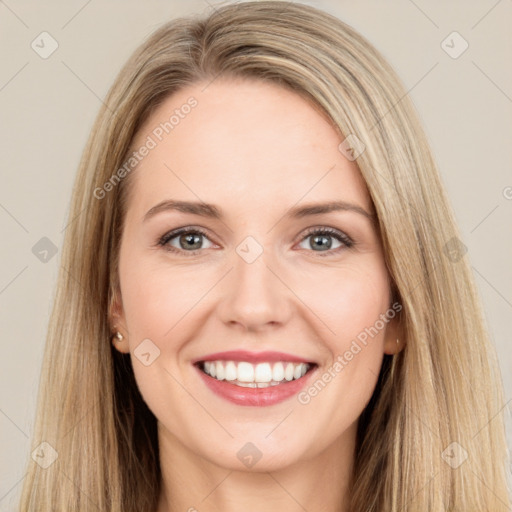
[19,1,511,511]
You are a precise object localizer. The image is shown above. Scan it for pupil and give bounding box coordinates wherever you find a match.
[312,235,331,251]
[181,233,201,250]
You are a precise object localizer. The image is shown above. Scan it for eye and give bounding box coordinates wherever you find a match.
[158,227,215,255]
[296,227,354,255]
[157,226,354,256]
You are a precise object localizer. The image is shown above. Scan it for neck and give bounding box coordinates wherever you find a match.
[156,423,356,512]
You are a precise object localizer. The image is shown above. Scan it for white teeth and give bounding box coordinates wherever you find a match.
[272,362,284,381]
[284,363,294,381]
[237,381,257,388]
[254,363,272,383]
[225,361,237,381]
[237,362,254,382]
[216,361,225,381]
[201,360,312,386]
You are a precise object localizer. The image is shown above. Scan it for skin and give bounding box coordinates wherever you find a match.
[111,77,403,512]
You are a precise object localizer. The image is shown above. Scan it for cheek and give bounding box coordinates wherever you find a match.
[119,255,202,341]
[296,260,390,343]
[292,266,390,448]
[121,249,390,351]
[120,254,199,431]
[294,261,390,406]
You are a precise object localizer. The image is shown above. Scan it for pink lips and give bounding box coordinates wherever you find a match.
[193,350,317,407]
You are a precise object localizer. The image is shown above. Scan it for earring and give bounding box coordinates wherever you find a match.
[396,338,399,345]
[114,331,124,342]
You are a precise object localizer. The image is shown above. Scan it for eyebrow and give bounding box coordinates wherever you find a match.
[143,199,376,223]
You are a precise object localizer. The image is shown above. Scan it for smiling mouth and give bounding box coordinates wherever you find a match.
[196,360,317,388]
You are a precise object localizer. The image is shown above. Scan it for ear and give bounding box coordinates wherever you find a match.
[382,307,405,356]
[109,286,130,354]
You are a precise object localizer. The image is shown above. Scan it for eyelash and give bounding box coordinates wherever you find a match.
[156,226,354,257]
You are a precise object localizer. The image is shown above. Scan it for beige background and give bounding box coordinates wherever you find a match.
[1,0,511,508]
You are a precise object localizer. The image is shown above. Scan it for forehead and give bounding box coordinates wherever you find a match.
[126,77,372,220]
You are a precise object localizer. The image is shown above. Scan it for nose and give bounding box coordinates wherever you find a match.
[217,246,293,333]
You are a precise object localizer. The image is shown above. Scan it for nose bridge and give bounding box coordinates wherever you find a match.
[219,235,291,330]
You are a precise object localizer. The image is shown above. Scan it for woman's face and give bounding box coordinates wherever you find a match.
[112,77,401,471]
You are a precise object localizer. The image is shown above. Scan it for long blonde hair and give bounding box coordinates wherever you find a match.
[19,1,511,510]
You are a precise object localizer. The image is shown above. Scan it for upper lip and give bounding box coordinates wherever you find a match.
[192,350,315,364]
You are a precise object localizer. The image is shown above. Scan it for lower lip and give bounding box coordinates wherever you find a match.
[195,365,316,406]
